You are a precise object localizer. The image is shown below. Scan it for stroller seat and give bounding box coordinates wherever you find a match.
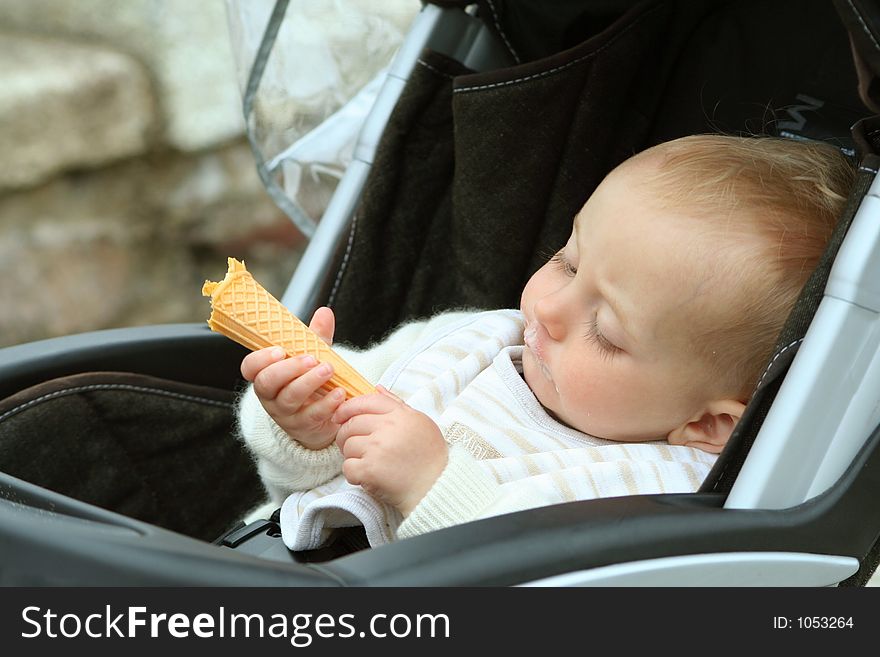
[2,0,880,586]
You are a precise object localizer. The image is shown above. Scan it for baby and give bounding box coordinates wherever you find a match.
[237,134,856,550]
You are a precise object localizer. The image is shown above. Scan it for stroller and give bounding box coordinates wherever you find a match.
[1,0,880,586]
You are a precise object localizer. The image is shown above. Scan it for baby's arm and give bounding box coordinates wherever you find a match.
[236,383,344,502]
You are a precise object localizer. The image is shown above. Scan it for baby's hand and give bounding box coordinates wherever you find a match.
[333,386,448,516]
[240,307,346,450]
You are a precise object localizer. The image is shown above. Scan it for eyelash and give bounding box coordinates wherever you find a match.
[549,252,620,360]
[550,251,577,276]
[585,317,621,360]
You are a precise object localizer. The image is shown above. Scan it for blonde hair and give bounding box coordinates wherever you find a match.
[635,134,856,399]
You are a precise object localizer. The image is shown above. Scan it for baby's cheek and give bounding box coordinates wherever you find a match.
[558,359,596,399]
[560,363,635,424]
[557,364,601,412]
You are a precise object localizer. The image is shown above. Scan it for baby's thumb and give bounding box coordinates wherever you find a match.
[376,384,404,403]
[308,306,336,345]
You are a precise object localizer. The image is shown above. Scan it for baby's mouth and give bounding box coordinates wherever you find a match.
[524,324,557,388]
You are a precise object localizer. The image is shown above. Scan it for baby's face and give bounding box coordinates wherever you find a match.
[520,164,727,442]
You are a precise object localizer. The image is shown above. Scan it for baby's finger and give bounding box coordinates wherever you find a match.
[275,361,335,408]
[341,457,364,487]
[335,414,380,452]
[332,392,398,425]
[241,347,285,382]
[338,434,368,460]
[299,387,346,426]
[253,354,318,401]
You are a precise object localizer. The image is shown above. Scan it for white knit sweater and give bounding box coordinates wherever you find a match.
[237,309,717,551]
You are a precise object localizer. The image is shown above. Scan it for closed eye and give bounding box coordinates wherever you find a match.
[550,251,577,277]
[584,316,622,360]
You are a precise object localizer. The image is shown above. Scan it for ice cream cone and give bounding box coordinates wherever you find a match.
[202,258,374,398]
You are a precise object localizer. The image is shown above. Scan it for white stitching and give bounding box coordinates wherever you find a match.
[328,214,358,308]
[485,0,521,64]
[454,4,660,93]
[859,165,879,174]
[847,0,880,54]
[455,55,593,93]
[756,338,803,389]
[0,383,231,425]
[416,58,455,79]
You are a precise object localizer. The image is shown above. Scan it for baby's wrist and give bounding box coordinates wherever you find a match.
[397,495,423,519]
[292,432,337,451]
[396,446,449,517]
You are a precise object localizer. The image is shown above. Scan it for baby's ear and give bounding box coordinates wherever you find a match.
[667,399,746,454]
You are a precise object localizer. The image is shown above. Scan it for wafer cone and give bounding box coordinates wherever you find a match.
[202,258,374,398]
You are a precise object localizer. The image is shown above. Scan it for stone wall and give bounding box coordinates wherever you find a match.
[0,0,419,349]
[0,0,310,348]
[0,139,302,346]
[0,0,246,153]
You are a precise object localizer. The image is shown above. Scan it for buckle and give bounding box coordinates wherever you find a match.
[215,518,281,548]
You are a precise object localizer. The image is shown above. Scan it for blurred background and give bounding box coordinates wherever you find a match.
[0,0,418,348]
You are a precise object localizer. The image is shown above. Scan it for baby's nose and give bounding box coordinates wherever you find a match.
[534,296,567,341]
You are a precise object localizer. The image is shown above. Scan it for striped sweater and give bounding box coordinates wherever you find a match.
[237,309,717,551]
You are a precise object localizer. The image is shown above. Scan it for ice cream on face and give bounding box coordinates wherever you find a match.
[202,258,375,399]
[523,320,561,394]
